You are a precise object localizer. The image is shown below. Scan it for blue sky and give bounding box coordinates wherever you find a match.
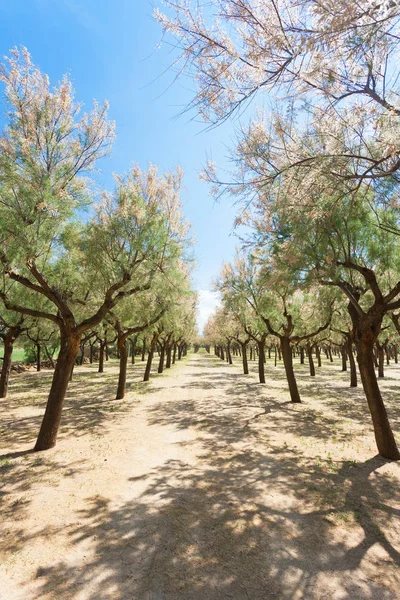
[0,0,241,332]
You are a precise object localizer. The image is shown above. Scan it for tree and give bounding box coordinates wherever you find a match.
[0,49,191,451]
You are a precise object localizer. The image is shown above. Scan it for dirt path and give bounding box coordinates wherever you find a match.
[1,352,400,599]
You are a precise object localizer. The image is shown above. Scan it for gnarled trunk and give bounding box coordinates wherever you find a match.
[357,340,399,460]
[281,337,301,403]
[34,329,80,451]
[36,343,41,372]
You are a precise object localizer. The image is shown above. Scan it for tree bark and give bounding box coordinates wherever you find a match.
[0,331,15,398]
[166,344,172,369]
[357,341,400,460]
[299,347,305,364]
[306,343,315,377]
[158,344,165,373]
[34,330,80,451]
[241,342,249,375]
[341,345,347,371]
[226,343,233,365]
[281,337,301,403]
[346,337,357,388]
[377,343,385,378]
[98,341,105,373]
[116,338,128,399]
[36,343,41,372]
[144,333,158,381]
[257,340,266,384]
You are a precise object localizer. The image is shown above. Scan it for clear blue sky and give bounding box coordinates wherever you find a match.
[0,0,241,331]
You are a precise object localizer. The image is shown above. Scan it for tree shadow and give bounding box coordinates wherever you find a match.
[30,450,399,599]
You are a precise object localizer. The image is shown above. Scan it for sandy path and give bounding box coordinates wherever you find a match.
[1,352,400,599]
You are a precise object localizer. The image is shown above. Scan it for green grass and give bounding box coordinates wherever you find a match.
[0,345,27,363]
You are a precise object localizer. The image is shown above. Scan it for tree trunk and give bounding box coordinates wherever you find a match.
[172,343,177,364]
[36,343,41,372]
[89,343,94,364]
[158,344,165,373]
[34,330,80,451]
[281,337,301,403]
[341,345,347,371]
[328,347,333,362]
[299,347,305,365]
[0,332,15,398]
[141,340,146,361]
[241,342,249,375]
[98,341,105,373]
[357,341,400,460]
[316,346,321,367]
[144,333,158,382]
[116,338,128,399]
[166,344,172,369]
[307,344,315,377]
[377,343,384,378]
[257,340,266,384]
[226,343,233,365]
[79,344,85,365]
[346,337,357,388]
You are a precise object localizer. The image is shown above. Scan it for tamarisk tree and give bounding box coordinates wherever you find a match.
[0,49,190,451]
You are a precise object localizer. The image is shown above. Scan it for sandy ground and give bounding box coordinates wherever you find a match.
[1,351,400,600]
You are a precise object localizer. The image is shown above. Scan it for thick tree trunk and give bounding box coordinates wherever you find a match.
[0,332,14,398]
[357,341,400,460]
[241,342,249,375]
[281,337,301,403]
[34,330,80,451]
[116,338,128,399]
[257,340,266,384]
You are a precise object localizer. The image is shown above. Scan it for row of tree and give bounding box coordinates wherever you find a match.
[0,48,196,452]
[157,0,400,460]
